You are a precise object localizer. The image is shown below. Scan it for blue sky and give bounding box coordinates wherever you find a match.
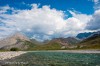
[0,0,100,41]
[0,0,94,14]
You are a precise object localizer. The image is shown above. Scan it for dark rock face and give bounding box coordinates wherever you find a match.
[76,32,93,39]
[76,31,100,40]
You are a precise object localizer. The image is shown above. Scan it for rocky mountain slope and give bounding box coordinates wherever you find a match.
[0,32,30,50]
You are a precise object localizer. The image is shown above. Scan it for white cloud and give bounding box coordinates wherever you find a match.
[68,11,92,33]
[86,9,100,30]
[93,0,99,4]
[0,4,92,41]
[0,5,14,14]
[0,5,10,13]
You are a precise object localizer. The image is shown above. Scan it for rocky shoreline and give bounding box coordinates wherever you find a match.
[0,51,27,60]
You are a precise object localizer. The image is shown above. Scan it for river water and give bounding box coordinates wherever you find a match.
[2,51,100,66]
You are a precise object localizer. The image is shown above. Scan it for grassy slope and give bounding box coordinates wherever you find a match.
[24,41,38,50]
[24,41,62,50]
[77,36,100,49]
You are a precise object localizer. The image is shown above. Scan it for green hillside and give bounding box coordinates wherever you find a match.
[23,37,80,50]
[77,35,100,49]
[24,41,62,50]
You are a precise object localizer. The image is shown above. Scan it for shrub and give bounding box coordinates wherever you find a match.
[10,47,19,51]
[76,45,80,49]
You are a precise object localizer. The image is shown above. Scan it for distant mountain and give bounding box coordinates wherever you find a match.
[31,37,80,50]
[76,32,93,39]
[51,37,80,45]
[30,39,45,45]
[88,31,100,38]
[0,32,30,50]
[78,31,100,49]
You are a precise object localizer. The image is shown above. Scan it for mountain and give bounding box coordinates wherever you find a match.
[88,31,100,38]
[0,32,30,50]
[78,31,100,49]
[51,37,80,45]
[31,37,80,50]
[30,39,45,45]
[76,32,93,39]
[1,31,100,50]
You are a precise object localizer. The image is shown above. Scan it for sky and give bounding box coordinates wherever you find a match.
[0,0,100,41]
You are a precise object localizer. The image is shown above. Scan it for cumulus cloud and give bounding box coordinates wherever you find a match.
[86,0,100,31]
[69,11,92,27]
[0,4,92,41]
[86,9,100,30]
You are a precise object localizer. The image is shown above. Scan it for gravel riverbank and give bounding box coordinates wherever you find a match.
[0,51,27,60]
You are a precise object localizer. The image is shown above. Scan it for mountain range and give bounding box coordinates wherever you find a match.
[0,31,100,50]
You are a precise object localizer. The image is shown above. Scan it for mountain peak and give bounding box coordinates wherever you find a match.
[11,32,30,41]
[0,32,30,48]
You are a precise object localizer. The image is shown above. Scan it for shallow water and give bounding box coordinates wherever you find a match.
[2,51,100,66]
